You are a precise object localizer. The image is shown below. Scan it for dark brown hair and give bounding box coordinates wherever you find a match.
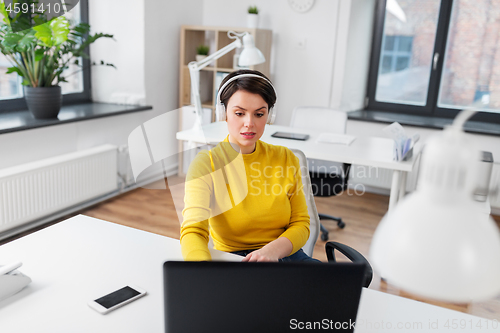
[219,69,276,111]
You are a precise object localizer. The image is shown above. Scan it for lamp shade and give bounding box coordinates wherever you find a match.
[238,33,265,66]
[370,127,500,302]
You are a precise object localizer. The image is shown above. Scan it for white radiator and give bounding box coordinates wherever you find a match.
[0,145,118,233]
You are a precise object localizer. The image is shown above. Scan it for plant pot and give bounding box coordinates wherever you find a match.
[195,54,207,62]
[24,86,62,119]
[247,13,259,28]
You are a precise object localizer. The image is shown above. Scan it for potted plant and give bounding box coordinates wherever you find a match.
[247,6,259,28]
[0,4,114,119]
[195,45,209,62]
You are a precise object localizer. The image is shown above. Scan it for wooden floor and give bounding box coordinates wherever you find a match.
[4,176,500,321]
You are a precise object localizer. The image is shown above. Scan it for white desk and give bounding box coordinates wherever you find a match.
[176,122,421,211]
[1,216,498,332]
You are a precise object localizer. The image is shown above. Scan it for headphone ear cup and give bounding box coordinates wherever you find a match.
[267,107,276,125]
[216,102,226,122]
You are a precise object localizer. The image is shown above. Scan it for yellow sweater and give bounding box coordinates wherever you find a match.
[180,136,310,261]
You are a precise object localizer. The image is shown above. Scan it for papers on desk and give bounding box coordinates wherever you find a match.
[316,133,356,145]
[383,122,420,161]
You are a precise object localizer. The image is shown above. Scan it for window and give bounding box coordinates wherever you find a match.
[0,52,22,100]
[367,0,500,123]
[0,0,90,112]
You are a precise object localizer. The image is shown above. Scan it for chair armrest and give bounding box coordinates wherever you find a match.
[325,241,373,288]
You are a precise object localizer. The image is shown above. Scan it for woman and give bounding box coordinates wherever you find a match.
[181,69,319,263]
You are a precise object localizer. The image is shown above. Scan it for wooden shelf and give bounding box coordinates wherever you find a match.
[182,65,216,71]
[216,67,236,73]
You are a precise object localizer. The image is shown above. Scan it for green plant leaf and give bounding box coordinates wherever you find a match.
[33,22,52,46]
[1,31,23,51]
[34,48,45,61]
[34,17,69,47]
[0,2,11,26]
[73,23,90,35]
[50,17,70,45]
[6,66,24,76]
[17,30,37,51]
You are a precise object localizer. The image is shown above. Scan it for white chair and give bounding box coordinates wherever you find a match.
[290,149,319,257]
[290,106,350,241]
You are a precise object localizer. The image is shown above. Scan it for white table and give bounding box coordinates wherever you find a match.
[1,215,498,332]
[176,122,421,211]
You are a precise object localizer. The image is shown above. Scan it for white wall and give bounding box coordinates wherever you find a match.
[89,0,147,105]
[143,0,204,166]
[202,0,340,126]
[331,0,375,111]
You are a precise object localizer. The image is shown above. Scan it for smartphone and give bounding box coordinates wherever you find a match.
[88,285,147,314]
[271,132,310,141]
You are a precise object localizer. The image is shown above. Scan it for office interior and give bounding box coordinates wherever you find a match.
[1,0,500,327]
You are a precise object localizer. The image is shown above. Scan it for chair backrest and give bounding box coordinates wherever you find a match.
[291,149,320,257]
[290,106,347,134]
[290,106,347,174]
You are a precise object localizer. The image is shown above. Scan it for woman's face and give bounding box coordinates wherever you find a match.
[226,89,269,154]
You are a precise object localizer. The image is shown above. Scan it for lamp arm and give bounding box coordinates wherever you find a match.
[187,36,244,122]
[189,38,243,71]
[452,109,477,130]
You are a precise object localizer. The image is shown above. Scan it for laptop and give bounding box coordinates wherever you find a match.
[163,261,366,333]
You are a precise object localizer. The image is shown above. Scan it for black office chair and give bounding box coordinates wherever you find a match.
[309,164,349,240]
[326,241,373,288]
[290,106,350,241]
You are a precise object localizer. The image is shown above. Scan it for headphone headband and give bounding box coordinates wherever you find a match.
[215,73,278,124]
[216,73,278,106]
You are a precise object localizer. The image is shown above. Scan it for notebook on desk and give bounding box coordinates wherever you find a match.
[163,261,366,333]
[316,133,356,145]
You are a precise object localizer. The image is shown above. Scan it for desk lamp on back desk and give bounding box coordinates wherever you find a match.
[371,109,500,303]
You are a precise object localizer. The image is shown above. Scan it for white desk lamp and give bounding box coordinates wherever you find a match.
[370,109,500,303]
[187,31,265,130]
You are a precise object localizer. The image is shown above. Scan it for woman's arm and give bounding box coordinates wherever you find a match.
[180,151,213,261]
[241,237,293,262]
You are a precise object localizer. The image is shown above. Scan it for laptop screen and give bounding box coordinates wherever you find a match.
[164,261,365,333]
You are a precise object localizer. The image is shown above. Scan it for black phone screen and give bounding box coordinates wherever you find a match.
[271,132,310,141]
[94,286,140,309]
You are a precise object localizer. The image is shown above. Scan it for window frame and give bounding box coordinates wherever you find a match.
[0,0,91,113]
[365,0,500,124]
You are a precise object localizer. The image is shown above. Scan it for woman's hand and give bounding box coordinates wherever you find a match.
[241,237,293,262]
[241,247,280,262]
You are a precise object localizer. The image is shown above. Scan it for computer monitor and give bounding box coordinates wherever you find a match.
[164,261,366,333]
